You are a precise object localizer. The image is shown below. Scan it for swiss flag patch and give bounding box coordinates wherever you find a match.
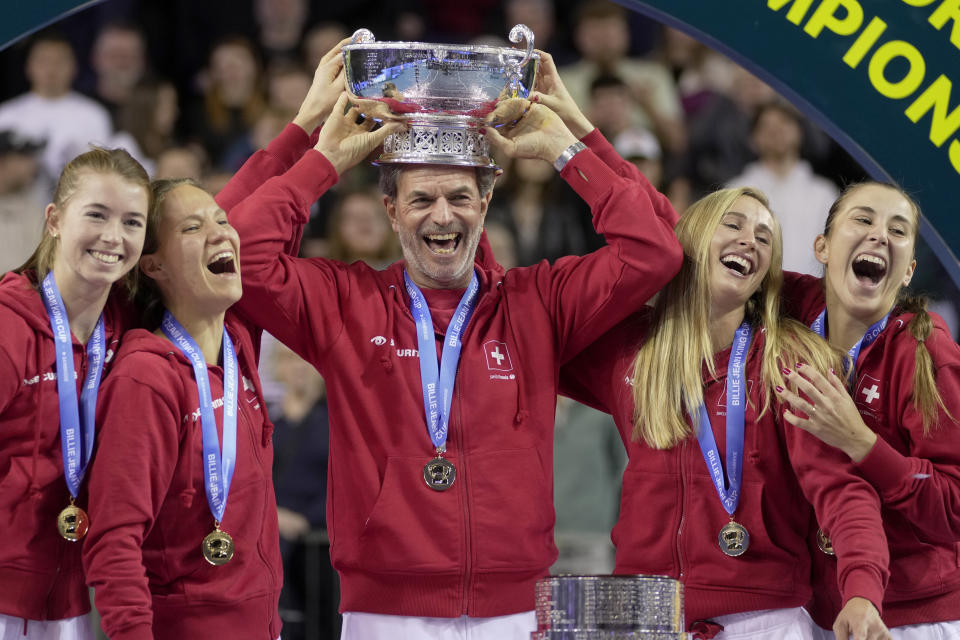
[483,340,513,371]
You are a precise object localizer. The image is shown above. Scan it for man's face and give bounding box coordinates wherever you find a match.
[384,166,491,290]
[26,41,76,98]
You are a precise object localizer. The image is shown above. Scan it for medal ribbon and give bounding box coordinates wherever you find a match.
[162,311,238,523]
[810,308,888,379]
[40,272,105,499]
[404,270,480,451]
[694,322,752,516]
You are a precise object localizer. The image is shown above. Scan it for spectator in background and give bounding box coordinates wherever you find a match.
[612,127,663,190]
[673,65,776,207]
[560,1,685,155]
[504,0,571,64]
[269,342,335,640]
[486,155,600,266]
[726,101,837,275]
[0,33,113,195]
[266,60,312,118]
[88,22,148,125]
[255,0,309,62]
[655,26,736,119]
[325,188,400,269]
[154,145,207,181]
[0,131,46,273]
[116,79,180,166]
[186,36,267,170]
[587,74,634,141]
[302,22,349,72]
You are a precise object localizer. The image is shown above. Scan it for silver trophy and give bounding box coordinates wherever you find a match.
[342,25,540,167]
[532,575,686,640]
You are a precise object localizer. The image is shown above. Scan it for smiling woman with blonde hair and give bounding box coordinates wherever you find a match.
[560,186,893,640]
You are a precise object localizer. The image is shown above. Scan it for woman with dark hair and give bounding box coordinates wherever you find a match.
[0,147,151,639]
[779,183,960,639]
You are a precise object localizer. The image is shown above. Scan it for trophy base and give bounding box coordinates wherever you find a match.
[532,632,687,640]
[379,114,494,168]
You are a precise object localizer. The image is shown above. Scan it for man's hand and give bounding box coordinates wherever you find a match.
[484,98,578,164]
[530,50,594,139]
[833,597,891,640]
[314,93,403,175]
[293,36,350,134]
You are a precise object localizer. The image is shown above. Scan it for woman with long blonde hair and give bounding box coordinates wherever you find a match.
[560,187,891,640]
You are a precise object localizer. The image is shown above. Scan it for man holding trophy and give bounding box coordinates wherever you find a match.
[227,26,682,639]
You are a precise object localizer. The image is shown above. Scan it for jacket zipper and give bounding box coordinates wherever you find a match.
[452,357,472,615]
[676,440,686,581]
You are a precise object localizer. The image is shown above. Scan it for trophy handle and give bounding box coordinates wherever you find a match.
[508,24,535,69]
[505,24,535,98]
[350,28,376,44]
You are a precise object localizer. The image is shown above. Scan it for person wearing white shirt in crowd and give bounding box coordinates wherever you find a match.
[725,101,837,275]
[0,33,113,197]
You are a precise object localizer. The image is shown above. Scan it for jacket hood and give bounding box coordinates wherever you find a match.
[474,229,506,278]
[0,271,55,338]
[0,270,138,339]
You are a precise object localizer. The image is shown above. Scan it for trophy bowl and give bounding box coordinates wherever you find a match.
[533,575,685,640]
[343,25,540,167]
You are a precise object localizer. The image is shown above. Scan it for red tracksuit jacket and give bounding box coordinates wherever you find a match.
[227,129,684,617]
[558,308,889,628]
[784,272,960,628]
[0,121,311,626]
[0,273,132,621]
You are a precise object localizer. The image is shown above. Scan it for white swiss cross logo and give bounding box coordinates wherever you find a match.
[483,340,513,371]
[855,374,882,407]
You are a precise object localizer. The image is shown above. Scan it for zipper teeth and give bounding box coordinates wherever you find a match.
[677,441,685,579]
[455,381,472,614]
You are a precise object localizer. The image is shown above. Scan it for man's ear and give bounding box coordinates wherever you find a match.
[383,196,399,233]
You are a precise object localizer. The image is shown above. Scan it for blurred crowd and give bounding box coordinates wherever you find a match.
[1,0,958,636]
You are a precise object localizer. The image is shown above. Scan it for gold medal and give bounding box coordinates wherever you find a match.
[57,501,89,541]
[718,520,749,557]
[817,528,836,556]
[423,456,456,491]
[202,524,234,565]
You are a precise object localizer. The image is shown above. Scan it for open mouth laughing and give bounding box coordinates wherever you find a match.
[206,251,237,275]
[424,232,462,256]
[720,252,755,277]
[851,253,887,286]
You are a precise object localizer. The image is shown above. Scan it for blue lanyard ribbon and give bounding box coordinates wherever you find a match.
[404,270,480,452]
[161,311,238,523]
[40,272,105,499]
[694,322,752,516]
[810,308,888,379]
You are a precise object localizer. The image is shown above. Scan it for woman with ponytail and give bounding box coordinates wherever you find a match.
[560,187,891,639]
[779,182,960,638]
[0,148,151,639]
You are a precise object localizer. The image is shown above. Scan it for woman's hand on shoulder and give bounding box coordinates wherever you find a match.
[778,363,877,462]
